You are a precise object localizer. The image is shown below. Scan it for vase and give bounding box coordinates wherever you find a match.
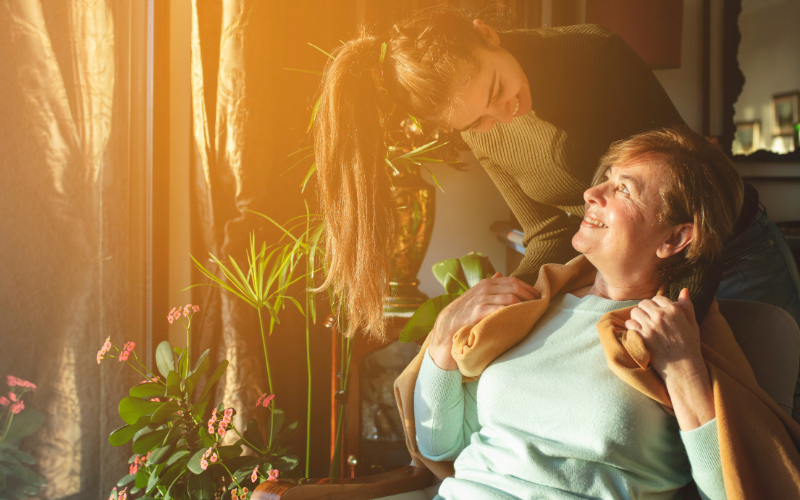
[384,167,436,316]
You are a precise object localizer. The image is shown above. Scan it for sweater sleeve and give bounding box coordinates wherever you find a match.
[680,418,727,500]
[478,157,580,285]
[414,348,481,461]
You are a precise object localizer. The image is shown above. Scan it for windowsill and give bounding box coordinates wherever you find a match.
[735,163,800,181]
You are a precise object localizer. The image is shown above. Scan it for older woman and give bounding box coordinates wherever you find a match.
[414,127,737,500]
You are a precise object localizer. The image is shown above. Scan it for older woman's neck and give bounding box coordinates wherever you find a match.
[581,271,662,302]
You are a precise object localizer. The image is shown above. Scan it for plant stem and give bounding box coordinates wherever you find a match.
[0,410,13,443]
[304,284,311,478]
[257,308,275,449]
[219,460,242,490]
[232,426,265,455]
[329,329,353,479]
[185,321,191,378]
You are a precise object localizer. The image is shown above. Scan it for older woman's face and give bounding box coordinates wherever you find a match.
[572,162,677,272]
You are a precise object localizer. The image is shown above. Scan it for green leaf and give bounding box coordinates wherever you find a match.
[187,472,215,500]
[150,401,180,424]
[189,349,210,378]
[217,445,242,461]
[133,428,170,454]
[165,371,182,398]
[2,448,34,465]
[270,409,286,442]
[118,398,162,425]
[148,441,176,465]
[198,360,228,403]
[4,409,44,443]
[307,42,334,60]
[156,341,175,378]
[0,452,18,465]
[161,460,187,498]
[186,355,210,397]
[244,419,265,453]
[400,294,460,343]
[130,383,166,399]
[5,463,46,487]
[308,97,321,131]
[166,449,190,467]
[301,163,317,193]
[109,416,151,446]
[271,454,299,472]
[186,448,207,475]
[146,462,163,493]
[116,473,136,487]
[274,420,299,447]
[432,259,468,294]
[459,252,494,288]
[135,468,148,489]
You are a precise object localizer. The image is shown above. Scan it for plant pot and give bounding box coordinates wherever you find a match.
[384,167,436,316]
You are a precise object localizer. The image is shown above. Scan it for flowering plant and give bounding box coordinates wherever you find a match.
[102,305,296,500]
[0,375,47,499]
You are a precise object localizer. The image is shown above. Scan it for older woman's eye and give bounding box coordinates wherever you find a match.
[618,184,630,194]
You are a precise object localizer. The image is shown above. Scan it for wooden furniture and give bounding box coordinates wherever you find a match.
[251,465,433,500]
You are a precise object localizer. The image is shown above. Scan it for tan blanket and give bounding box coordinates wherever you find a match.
[394,255,800,498]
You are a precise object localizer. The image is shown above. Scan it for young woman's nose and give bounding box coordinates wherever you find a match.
[583,184,608,207]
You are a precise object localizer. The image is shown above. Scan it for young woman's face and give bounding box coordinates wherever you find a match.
[448,20,532,134]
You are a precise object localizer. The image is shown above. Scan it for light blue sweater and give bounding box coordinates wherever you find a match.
[414,293,726,499]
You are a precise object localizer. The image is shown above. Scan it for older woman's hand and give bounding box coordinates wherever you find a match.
[625,288,715,430]
[428,272,540,371]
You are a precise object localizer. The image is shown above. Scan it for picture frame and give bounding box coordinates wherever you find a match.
[733,121,761,155]
[772,92,800,136]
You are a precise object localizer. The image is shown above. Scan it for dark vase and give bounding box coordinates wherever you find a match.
[384,167,436,316]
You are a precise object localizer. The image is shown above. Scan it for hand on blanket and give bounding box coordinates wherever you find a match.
[428,272,540,371]
[625,288,716,430]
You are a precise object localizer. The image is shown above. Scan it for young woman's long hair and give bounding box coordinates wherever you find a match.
[313,6,493,339]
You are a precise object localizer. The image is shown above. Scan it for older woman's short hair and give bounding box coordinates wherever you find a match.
[593,126,743,266]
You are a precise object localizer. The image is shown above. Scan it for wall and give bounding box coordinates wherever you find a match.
[417,154,510,299]
[733,0,800,153]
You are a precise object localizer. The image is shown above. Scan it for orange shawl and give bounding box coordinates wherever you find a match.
[394,255,800,498]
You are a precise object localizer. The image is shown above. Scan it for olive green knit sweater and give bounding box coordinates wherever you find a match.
[461,24,721,319]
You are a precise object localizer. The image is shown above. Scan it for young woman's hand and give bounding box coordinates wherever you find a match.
[428,272,540,371]
[624,288,715,430]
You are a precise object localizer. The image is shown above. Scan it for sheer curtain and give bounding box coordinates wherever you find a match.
[0,0,144,497]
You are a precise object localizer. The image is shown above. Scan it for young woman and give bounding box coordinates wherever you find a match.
[313,6,800,369]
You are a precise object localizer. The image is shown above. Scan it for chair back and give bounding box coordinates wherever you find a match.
[717,299,800,416]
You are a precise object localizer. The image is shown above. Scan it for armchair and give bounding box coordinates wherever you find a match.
[253,298,800,499]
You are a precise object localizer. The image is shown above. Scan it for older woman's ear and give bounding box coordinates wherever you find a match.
[656,223,694,259]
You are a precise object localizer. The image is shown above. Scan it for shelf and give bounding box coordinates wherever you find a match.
[736,162,800,181]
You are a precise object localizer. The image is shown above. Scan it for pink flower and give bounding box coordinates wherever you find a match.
[97,350,104,364]
[11,401,24,414]
[268,468,279,482]
[224,408,233,418]
[124,341,136,352]
[256,393,275,408]
[210,453,217,463]
[9,393,16,402]
[209,413,217,425]
[119,487,127,500]
[7,375,16,387]
[251,465,259,482]
[119,351,130,362]
[108,487,117,500]
[129,463,138,475]
[0,397,8,406]
[207,424,214,435]
[231,491,239,500]
[183,307,190,317]
[217,427,226,437]
[200,457,208,470]
[168,315,174,324]
[219,419,228,429]
[192,305,200,312]
[173,311,181,319]
[242,488,249,495]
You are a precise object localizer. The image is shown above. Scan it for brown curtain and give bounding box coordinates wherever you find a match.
[188,0,360,476]
[0,0,139,498]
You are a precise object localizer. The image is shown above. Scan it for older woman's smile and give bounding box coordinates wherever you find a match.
[582,215,607,228]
